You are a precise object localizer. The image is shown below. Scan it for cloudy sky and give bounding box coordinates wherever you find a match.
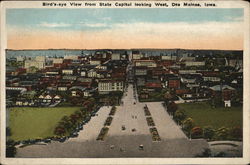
[7,8,244,50]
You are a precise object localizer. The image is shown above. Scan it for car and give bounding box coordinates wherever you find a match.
[78,125,83,130]
[34,139,42,143]
[110,145,115,149]
[44,139,51,143]
[139,144,144,150]
[14,141,21,146]
[29,139,36,144]
[122,125,126,130]
[59,137,67,143]
[70,132,78,138]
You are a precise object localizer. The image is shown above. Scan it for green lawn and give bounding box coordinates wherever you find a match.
[178,102,242,129]
[8,107,81,141]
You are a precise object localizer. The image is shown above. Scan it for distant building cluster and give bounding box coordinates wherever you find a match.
[6,49,243,108]
[131,49,243,107]
[6,50,129,107]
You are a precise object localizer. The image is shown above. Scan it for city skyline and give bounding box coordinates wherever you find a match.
[7,8,244,50]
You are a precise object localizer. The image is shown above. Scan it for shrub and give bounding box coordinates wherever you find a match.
[167,101,178,116]
[229,126,242,140]
[183,118,194,132]
[54,126,66,136]
[203,126,215,140]
[191,126,203,138]
[216,127,229,140]
[6,140,16,157]
[174,109,187,125]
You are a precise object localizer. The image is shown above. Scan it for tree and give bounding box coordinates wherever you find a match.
[203,126,215,140]
[6,140,16,157]
[28,66,39,73]
[230,126,242,140]
[54,126,66,136]
[167,101,178,116]
[164,91,173,105]
[6,127,12,137]
[59,116,73,132]
[174,109,187,125]
[183,118,194,138]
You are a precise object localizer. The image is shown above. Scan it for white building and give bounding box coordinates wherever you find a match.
[203,76,221,82]
[224,100,231,107]
[132,54,142,60]
[161,56,177,60]
[16,56,25,62]
[64,55,78,60]
[134,60,157,68]
[185,61,205,66]
[35,56,46,62]
[98,80,123,94]
[180,57,195,61]
[96,65,107,70]
[111,53,120,60]
[53,58,63,64]
[62,69,74,75]
[80,71,87,77]
[58,87,68,91]
[90,60,101,65]
[179,70,197,74]
[87,69,97,78]
[24,60,45,69]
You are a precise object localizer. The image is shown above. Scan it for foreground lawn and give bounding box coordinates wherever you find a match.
[178,102,242,129]
[8,107,81,141]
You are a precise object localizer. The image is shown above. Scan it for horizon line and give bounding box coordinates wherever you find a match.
[6,48,243,51]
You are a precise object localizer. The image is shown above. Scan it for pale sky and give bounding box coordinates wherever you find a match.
[6,8,244,50]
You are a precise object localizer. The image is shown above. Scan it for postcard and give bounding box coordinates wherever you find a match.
[0,1,249,164]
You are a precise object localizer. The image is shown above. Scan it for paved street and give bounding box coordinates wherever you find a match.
[16,84,208,158]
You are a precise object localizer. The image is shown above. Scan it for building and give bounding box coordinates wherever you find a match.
[62,69,74,75]
[35,56,46,62]
[90,60,101,65]
[87,69,97,78]
[161,55,177,60]
[224,100,231,107]
[111,53,120,60]
[228,59,243,69]
[96,65,108,70]
[179,70,197,74]
[168,77,180,89]
[69,86,86,97]
[53,58,63,64]
[209,85,236,101]
[135,67,147,76]
[134,60,157,68]
[64,55,78,60]
[180,57,195,61]
[136,77,146,86]
[145,82,162,89]
[185,61,205,67]
[24,60,45,69]
[98,80,123,94]
[132,53,142,60]
[203,76,221,82]
[16,56,25,62]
